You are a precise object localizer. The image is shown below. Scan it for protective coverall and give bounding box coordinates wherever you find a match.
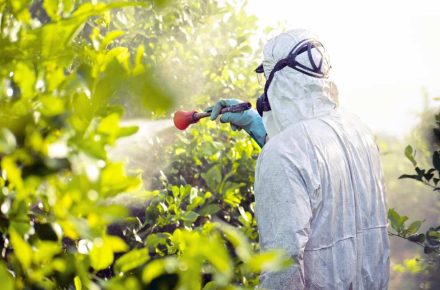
[254,30,390,289]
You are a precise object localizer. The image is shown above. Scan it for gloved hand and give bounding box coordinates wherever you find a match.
[205,99,267,148]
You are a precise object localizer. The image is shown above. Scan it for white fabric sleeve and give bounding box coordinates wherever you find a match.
[255,150,313,290]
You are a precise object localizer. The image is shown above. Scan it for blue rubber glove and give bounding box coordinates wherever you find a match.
[206,99,267,148]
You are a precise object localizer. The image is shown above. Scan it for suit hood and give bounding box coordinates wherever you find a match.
[262,29,338,138]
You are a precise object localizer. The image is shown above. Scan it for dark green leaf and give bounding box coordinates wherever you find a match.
[399,174,422,181]
[408,234,425,243]
[181,211,199,223]
[433,151,440,171]
[199,204,221,216]
[35,223,59,241]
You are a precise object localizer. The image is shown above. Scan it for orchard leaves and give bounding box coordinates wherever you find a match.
[399,145,440,189]
[388,207,440,254]
[138,223,289,289]
[388,208,422,238]
[0,262,14,290]
[0,0,173,289]
[0,0,291,289]
[391,126,440,257]
[114,248,149,274]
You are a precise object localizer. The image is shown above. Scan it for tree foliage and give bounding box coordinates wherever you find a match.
[387,109,440,289]
[0,1,287,289]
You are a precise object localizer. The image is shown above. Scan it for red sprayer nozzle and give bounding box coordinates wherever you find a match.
[173,110,199,130]
[173,102,252,130]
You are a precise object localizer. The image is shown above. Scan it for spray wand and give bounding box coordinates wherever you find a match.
[173,102,252,130]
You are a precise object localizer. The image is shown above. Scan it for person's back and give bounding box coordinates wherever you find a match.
[255,110,389,289]
[253,29,390,289]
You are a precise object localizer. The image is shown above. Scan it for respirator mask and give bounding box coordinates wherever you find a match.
[255,38,331,117]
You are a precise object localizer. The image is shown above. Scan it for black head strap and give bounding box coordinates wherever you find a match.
[257,39,330,115]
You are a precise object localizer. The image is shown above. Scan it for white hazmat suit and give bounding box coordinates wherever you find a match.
[254,30,390,290]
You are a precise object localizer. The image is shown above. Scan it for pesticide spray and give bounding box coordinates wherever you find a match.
[173,102,252,130]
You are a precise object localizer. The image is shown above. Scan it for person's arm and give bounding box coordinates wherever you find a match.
[254,151,312,289]
[206,99,267,148]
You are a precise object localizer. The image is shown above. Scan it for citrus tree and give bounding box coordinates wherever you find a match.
[0,1,288,289]
[386,108,440,289]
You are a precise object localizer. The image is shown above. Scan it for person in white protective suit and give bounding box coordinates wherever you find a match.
[208,29,390,290]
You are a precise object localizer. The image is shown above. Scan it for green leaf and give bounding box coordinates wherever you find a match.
[199,204,221,216]
[40,96,65,116]
[404,258,423,273]
[98,113,121,135]
[404,145,417,166]
[133,45,145,74]
[101,30,124,49]
[175,148,186,155]
[388,208,407,233]
[0,128,17,154]
[43,0,61,21]
[13,62,36,99]
[203,281,219,290]
[62,0,74,15]
[34,241,61,264]
[201,164,222,191]
[35,223,59,241]
[408,234,425,243]
[181,211,199,223]
[399,174,422,181]
[142,257,178,284]
[433,151,440,172]
[145,233,171,250]
[217,223,251,261]
[100,162,142,195]
[10,230,32,269]
[105,235,128,253]
[0,262,14,290]
[114,248,149,274]
[245,250,292,273]
[117,126,139,138]
[407,220,423,235]
[74,276,82,290]
[128,72,174,114]
[90,239,114,271]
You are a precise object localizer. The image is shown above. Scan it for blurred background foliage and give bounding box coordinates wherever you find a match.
[0,0,286,289]
[0,0,439,289]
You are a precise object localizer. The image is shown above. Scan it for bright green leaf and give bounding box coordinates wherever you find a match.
[74,276,82,290]
[101,31,125,49]
[114,248,149,274]
[245,250,292,273]
[13,62,36,99]
[43,0,61,21]
[105,235,128,253]
[0,262,14,290]
[90,239,114,271]
[142,257,177,284]
[10,230,32,269]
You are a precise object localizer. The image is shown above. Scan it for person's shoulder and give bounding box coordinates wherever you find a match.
[339,109,374,135]
[258,128,310,167]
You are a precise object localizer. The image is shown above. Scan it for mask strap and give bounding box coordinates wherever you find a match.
[259,39,329,114]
